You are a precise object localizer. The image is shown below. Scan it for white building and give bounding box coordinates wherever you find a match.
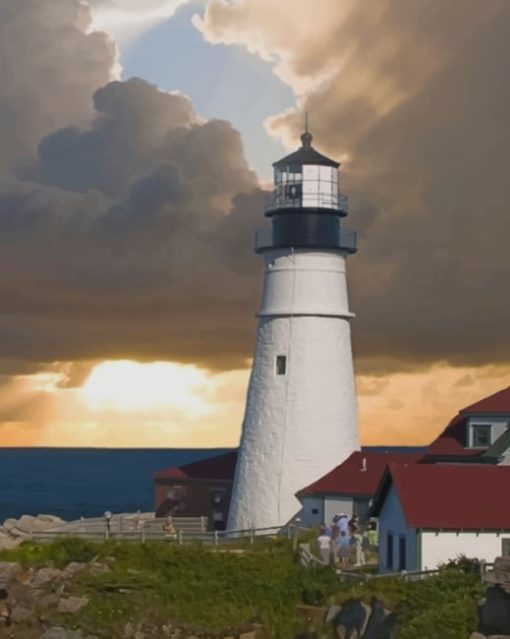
[371,463,510,573]
[228,129,360,530]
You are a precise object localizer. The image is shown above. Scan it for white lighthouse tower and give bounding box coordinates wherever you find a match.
[228,128,360,531]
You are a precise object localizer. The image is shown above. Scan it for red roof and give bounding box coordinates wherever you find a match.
[425,415,482,458]
[461,386,510,414]
[425,387,510,459]
[297,451,422,498]
[154,451,237,482]
[373,463,510,530]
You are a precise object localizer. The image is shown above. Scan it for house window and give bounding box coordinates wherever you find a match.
[399,535,407,571]
[353,499,370,519]
[311,508,319,515]
[503,539,510,558]
[472,424,491,447]
[276,355,287,375]
[386,532,394,570]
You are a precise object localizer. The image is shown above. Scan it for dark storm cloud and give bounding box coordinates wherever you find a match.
[200,0,510,371]
[0,3,261,371]
[0,0,116,173]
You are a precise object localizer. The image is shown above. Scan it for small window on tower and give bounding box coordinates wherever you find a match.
[276,355,287,375]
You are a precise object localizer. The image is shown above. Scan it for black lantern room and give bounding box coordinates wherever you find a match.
[256,131,357,253]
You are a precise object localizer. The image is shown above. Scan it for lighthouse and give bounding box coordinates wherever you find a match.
[228,127,360,531]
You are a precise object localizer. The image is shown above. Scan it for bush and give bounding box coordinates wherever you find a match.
[440,554,481,575]
[0,537,98,567]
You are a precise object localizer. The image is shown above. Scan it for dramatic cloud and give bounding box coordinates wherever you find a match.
[0,78,262,370]
[89,0,191,43]
[0,0,116,173]
[197,0,510,371]
[0,0,265,376]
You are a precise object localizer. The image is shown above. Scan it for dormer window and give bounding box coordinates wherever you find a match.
[472,424,491,447]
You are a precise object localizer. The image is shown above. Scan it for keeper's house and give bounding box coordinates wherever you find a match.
[154,451,237,530]
[370,463,510,574]
[296,449,422,527]
[423,385,510,464]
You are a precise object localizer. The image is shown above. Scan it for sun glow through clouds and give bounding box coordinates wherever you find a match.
[81,360,212,415]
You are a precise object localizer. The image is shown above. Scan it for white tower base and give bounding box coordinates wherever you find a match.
[228,249,359,530]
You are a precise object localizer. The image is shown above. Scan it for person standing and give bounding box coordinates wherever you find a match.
[317,526,332,565]
[338,513,349,535]
[367,520,378,551]
[349,515,359,535]
[353,530,365,566]
[337,530,350,569]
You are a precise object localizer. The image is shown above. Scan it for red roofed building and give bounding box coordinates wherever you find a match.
[296,449,423,528]
[370,463,510,573]
[154,451,237,530]
[424,386,510,463]
[151,386,510,532]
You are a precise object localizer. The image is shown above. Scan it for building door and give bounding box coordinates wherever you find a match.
[399,535,407,571]
[503,539,510,557]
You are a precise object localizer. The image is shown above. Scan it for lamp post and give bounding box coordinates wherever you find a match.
[104,510,112,540]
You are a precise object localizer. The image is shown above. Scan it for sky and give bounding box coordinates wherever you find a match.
[0,0,510,448]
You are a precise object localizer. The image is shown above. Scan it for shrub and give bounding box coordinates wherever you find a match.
[440,554,481,575]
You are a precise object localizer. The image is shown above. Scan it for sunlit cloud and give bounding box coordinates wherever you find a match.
[81,360,212,415]
[2,359,510,449]
[89,0,192,44]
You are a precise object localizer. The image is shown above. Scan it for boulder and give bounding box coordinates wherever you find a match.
[0,531,21,550]
[57,595,90,614]
[328,598,396,639]
[485,557,510,594]
[62,562,87,580]
[32,567,62,588]
[333,600,368,638]
[7,526,31,539]
[2,519,18,532]
[15,514,37,533]
[36,514,66,527]
[478,585,510,636]
[38,592,61,609]
[326,606,343,625]
[0,562,22,598]
[9,603,33,624]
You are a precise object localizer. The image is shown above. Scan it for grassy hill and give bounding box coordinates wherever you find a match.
[0,538,483,638]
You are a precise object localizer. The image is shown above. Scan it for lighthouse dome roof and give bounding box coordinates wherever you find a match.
[273,131,339,168]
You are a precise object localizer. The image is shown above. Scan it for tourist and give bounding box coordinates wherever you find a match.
[317,525,332,565]
[337,530,350,569]
[349,515,359,535]
[330,523,340,565]
[337,513,349,535]
[353,529,365,566]
[163,515,176,537]
[367,520,378,551]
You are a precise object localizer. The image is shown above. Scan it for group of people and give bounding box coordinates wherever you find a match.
[317,514,377,568]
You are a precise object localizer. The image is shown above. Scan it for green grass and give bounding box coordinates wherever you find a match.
[0,538,484,638]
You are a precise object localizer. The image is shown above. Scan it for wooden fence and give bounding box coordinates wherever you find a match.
[32,516,307,547]
[335,561,495,583]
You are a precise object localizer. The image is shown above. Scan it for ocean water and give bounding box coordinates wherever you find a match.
[0,448,233,522]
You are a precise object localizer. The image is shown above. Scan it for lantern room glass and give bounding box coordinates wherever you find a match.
[272,163,339,211]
